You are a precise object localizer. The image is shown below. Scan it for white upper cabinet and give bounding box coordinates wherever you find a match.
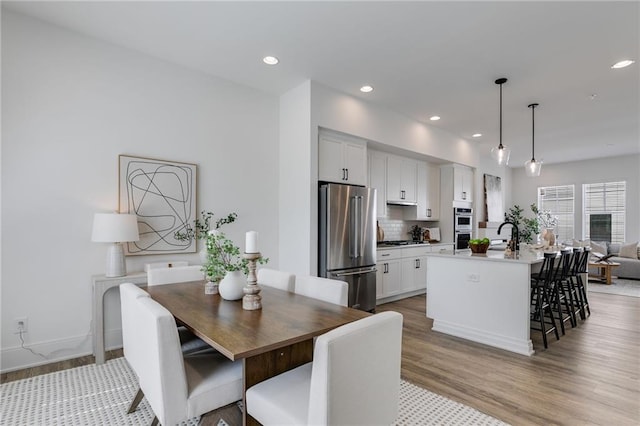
[452,164,473,202]
[318,132,367,186]
[386,155,417,204]
[368,151,387,218]
[407,162,440,220]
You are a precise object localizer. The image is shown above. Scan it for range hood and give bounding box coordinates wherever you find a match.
[386,200,417,206]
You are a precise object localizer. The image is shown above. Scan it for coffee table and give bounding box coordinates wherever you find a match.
[588,261,620,285]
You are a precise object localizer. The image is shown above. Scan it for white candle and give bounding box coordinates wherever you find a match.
[245,231,258,253]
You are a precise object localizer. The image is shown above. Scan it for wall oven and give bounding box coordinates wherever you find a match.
[454,207,473,232]
[454,207,473,250]
[455,232,472,250]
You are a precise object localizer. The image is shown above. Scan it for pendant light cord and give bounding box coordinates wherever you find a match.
[529,103,538,161]
[499,83,503,149]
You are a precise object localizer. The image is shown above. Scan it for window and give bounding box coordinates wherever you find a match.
[583,181,626,243]
[537,185,575,241]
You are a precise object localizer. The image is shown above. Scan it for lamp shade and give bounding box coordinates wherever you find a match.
[92,213,140,242]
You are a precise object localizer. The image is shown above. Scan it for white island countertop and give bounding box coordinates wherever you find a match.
[428,248,549,264]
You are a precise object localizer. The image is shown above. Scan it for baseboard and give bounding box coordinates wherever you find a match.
[432,319,535,356]
[0,328,123,373]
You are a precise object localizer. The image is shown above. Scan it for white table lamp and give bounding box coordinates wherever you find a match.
[92,213,140,277]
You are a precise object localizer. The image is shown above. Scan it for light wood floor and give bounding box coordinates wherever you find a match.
[3,292,639,425]
[377,291,640,426]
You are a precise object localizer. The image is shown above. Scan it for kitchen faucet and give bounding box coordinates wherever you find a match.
[497,221,520,252]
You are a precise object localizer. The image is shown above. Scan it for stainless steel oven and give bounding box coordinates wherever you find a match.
[455,231,472,250]
[454,207,473,232]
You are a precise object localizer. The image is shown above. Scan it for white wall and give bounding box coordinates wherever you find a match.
[1,12,279,371]
[511,154,640,242]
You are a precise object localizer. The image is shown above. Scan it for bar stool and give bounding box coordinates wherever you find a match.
[530,252,560,349]
[550,249,577,333]
[572,247,591,319]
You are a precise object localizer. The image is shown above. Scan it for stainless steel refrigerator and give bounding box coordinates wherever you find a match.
[319,183,377,312]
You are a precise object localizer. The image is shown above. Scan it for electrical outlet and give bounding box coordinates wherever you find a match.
[13,317,28,334]
[467,273,480,282]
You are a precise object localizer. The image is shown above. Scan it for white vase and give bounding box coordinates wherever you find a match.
[219,270,246,300]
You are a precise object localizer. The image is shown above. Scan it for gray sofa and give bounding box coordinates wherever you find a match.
[589,242,640,280]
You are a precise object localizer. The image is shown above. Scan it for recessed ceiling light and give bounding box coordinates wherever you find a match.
[360,85,374,93]
[430,116,441,121]
[263,56,279,65]
[611,59,635,69]
[472,133,482,138]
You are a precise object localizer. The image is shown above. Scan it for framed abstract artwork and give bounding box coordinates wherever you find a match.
[119,155,197,255]
[483,173,503,222]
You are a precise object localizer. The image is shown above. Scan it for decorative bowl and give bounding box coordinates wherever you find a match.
[469,242,490,254]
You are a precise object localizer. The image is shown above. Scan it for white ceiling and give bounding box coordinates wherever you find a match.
[4,1,639,167]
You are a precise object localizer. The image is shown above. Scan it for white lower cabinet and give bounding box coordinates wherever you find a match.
[377,250,402,298]
[377,245,446,302]
[401,255,428,293]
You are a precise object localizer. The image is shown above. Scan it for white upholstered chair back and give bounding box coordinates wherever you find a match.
[120,283,150,374]
[132,296,189,426]
[257,268,295,292]
[147,265,204,286]
[308,311,403,425]
[294,275,349,307]
[246,311,403,425]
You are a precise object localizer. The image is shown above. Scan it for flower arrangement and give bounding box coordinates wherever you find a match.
[203,230,269,282]
[174,211,238,242]
[535,207,558,229]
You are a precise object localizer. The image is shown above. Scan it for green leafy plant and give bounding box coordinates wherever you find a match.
[203,230,269,282]
[504,204,539,244]
[174,211,239,242]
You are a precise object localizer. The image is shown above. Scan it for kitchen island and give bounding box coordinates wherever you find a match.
[426,250,545,356]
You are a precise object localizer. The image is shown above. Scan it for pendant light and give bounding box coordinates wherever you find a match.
[525,103,542,177]
[490,78,511,166]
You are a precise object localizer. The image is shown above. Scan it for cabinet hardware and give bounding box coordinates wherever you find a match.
[415,259,419,269]
[401,190,405,199]
[427,209,432,217]
[342,168,346,180]
[462,191,467,200]
[345,168,349,181]
[381,253,390,257]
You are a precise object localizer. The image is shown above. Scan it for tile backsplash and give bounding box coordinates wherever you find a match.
[378,205,439,241]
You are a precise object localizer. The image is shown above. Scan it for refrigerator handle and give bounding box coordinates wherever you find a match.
[350,195,363,259]
[334,266,377,277]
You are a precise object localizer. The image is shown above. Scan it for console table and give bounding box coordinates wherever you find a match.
[92,272,147,364]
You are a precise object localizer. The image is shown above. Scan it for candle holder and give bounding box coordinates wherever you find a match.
[242,252,262,310]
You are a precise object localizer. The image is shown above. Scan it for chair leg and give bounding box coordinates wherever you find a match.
[150,416,159,426]
[127,387,145,414]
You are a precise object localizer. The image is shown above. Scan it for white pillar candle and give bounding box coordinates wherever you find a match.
[245,231,258,253]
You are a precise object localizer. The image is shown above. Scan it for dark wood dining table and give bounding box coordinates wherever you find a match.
[145,281,371,425]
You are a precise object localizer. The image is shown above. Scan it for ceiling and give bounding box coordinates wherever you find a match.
[4,1,639,167]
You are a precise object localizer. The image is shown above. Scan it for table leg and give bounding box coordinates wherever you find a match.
[242,339,313,426]
[605,266,612,285]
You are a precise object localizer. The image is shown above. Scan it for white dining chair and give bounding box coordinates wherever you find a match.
[257,268,295,292]
[146,266,210,354]
[294,275,349,307]
[120,283,152,413]
[129,294,243,426]
[246,311,403,426]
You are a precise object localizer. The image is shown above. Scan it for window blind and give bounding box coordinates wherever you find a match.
[583,181,626,243]
[537,185,575,241]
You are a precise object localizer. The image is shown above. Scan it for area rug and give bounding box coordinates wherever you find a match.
[588,278,640,298]
[0,357,507,426]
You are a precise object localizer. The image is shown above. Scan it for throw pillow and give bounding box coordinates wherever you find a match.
[608,243,621,255]
[619,242,639,259]
[590,241,607,256]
